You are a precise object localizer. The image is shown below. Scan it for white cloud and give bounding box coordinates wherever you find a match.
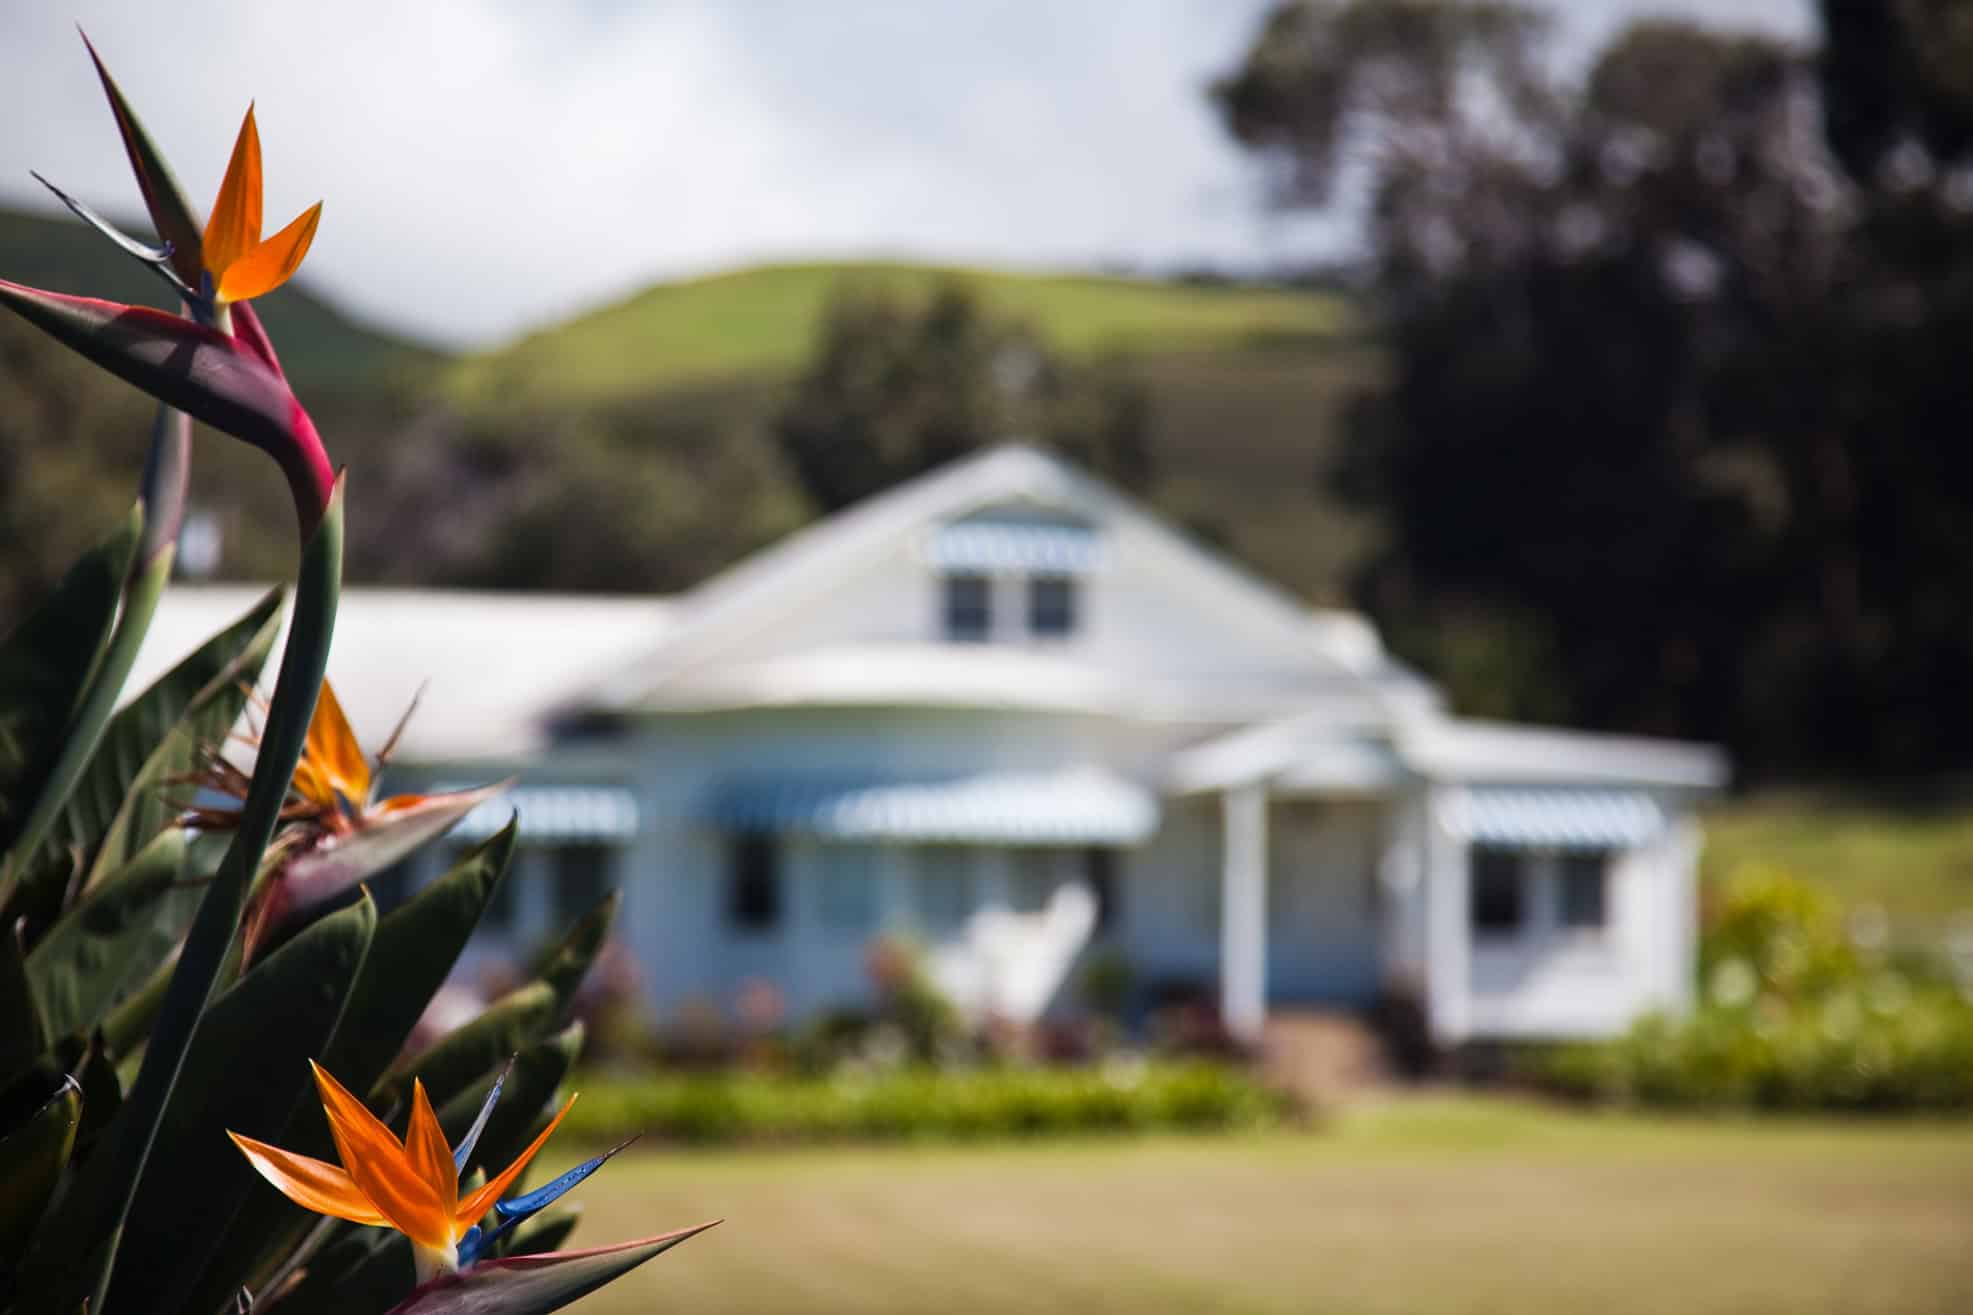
[0,0,1810,348]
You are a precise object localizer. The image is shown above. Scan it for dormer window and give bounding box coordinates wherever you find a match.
[927,505,1101,645]
[943,573,992,642]
[1028,574,1076,638]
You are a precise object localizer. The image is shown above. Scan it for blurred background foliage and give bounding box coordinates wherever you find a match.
[7,0,1973,783]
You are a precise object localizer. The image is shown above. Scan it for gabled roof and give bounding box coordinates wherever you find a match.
[128,587,673,763]
[584,442,1419,712]
[630,641,1382,724]
[1169,707,1728,794]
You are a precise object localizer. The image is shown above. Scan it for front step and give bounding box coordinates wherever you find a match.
[1261,1009,1392,1105]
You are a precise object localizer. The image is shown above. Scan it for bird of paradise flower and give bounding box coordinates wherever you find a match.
[182,679,508,956]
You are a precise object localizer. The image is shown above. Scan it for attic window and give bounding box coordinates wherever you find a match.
[1028,574,1076,638]
[943,573,992,641]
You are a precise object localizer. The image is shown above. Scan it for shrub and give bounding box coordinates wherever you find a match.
[1530,869,1973,1112]
[561,1061,1286,1146]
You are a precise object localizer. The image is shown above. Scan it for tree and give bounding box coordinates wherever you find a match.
[1213,0,1973,776]
[773,280,1153,513]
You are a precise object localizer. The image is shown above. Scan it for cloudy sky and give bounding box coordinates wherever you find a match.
[1,1,1810,348]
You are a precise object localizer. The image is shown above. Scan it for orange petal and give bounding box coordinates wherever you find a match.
[405,1078,459,1218]
[217,202,321,303]
[204,104,263,280]
[289,755,338,813]
[306,681,372,808]
[311,1061,455,1252]
[455,1094,577,1229]
[228,1130,389,1227]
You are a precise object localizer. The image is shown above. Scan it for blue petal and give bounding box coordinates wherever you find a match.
[455,1224,486,1266]
[453,1058,514,1173]
[492,1138,636,1222]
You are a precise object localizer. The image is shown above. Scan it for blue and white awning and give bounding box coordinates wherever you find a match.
[1442,788,1666,850]
[709,769,1158,846]
[450,785,640,843]
[925,521,1103,575]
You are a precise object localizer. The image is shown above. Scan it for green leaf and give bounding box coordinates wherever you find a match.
[533,890,619,1002]
[11,484,343,1315]
[181,827,519,1315]
[0,539,171,908]
[97,953,171,1061]
[0,926,50,1088]
[434,1025,583,1185]
[0,508,141,874]
[381,893,614,1115]
[24,830,188,1044]
[49,588,283,889]
[275,1229,415,1315]
[324,822,517,1091]
[382,1223,720,1315]
[251,1209,399,1315]
[0,1074,81,1269]
[70,1032,123,1157]
[105,892,376,1315]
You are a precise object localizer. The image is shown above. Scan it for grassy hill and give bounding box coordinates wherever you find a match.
[449,262,1380,603]
[1,208,1380,605]
[448,261,1349,406]
[0,206,446,394]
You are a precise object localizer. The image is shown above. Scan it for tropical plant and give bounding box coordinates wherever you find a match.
[0,36,712,1315]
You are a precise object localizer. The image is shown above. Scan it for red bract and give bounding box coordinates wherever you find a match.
[0,280,334,532]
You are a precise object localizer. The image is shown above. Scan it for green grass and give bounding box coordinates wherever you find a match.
[545,1095,1973,1315]
[1703,789,1973,938]
[447,261,1351,408]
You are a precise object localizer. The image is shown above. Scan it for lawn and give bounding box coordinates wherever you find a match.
[547,1096,1973,1315]
[1702,789,1973,939]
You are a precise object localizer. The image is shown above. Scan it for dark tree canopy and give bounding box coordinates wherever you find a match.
[1216,0,1973,776]
[773,281,1153,514]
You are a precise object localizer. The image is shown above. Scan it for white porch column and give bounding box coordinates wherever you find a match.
[1422,784,1472,1045]
[1221,782,1268,1045]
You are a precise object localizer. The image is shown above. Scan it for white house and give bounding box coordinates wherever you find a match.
[132,444,1726,1047]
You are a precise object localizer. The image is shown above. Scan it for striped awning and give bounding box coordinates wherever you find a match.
[709,769,1158,846]
[925,521,1103,574]
[450,785,640,843]
[1442,788,1666,850]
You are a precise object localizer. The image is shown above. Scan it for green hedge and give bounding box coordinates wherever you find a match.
[1533,994,1973,1113]
[1529,868,1973,1113]
[563,1061,1285,1145]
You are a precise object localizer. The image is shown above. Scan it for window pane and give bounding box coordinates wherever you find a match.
[1470,847,1524,934]
[943,573,991,641]
[816,845,879,932]
[728,833,781,932]
[553,844,613,925]
[1028,575,1076,637]
[912,847,974,933]
[1560,851,1609,928]
[1008,849,1058,912]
